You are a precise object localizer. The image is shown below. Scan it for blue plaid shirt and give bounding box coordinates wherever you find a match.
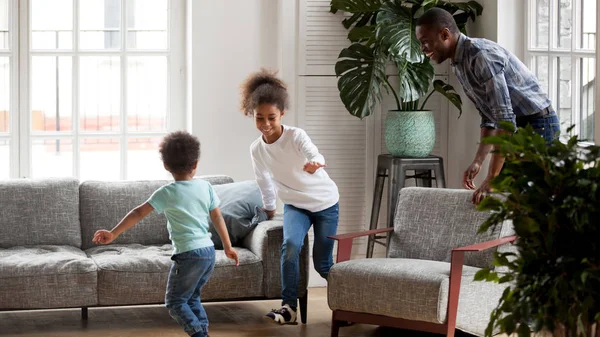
[451,34,552,129]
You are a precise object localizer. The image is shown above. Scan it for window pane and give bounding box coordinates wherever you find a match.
[0,57,8,133]
[127,0,167,49]
[532,55,549,95]
[128,57,167,131]
[579,0,596,49]
[80,138,120,180]
[31,138,73,178]
[0,139,8,179]
[534,0,549,48]
[557,0,572,48]
[557,57,572,136]
[0,0,9,50]
[31,57,73,132]
[79,0,121,50]
[127,137,170,180]
[31,0,73,50]
[579,57,595,141]
[80,57,120,131]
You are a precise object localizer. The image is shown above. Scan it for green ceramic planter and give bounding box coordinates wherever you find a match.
[384,110,435,157]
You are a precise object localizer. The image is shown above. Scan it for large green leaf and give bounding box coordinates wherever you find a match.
[396,59,434,102]
[432,80,463,117]
[437,1,484,23]
[335,43,388,119]
[348,25,376,43]
[376,1,424,63]
[330,0,381,30]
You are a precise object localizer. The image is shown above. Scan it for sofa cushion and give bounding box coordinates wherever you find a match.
[209,180,268,249]
[0,178,81,248]
[328,258,506,336]
[388,187,511,268]
[87,244,264,305]
[0,245,97,309]
[79,175,234,250]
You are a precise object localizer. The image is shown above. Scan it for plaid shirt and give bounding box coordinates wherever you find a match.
[451,34,551,129]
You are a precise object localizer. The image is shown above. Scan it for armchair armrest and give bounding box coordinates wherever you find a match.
[446,235,517,333]
[452,235,517,252]
[328,227,394,263]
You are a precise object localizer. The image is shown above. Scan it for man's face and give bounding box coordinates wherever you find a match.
[416,25,453,64]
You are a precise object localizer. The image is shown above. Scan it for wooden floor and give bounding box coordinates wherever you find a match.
[0,287,475,337]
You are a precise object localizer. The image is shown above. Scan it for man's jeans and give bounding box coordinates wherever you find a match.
[517,109,561,144]
[165,246,216,337]
[281,202,339,310]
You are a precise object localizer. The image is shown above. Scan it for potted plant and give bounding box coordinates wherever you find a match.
[475,123,600,337]
[330,0,482,157]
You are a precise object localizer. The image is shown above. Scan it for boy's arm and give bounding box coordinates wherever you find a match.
[209,207,239,266]
[92,202,154,245]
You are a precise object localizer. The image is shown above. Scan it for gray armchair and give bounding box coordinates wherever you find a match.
[327,187,516,337]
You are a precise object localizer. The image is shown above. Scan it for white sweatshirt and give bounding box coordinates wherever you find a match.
[250,125,339,213]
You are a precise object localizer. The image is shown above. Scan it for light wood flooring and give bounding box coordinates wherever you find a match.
[0,287,475,337]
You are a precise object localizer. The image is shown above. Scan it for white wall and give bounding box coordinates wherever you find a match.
[187,0,281,182]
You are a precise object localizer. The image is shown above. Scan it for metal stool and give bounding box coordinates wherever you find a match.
[365,154,446,258]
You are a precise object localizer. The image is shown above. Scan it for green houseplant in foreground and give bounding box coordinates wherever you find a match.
[330,0,482,157]
[476,123,600,337]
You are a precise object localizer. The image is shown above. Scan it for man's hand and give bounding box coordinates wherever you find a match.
[472,178,492,205]
[225,247,239,266]
[303,161,326,174]
[92,230,116,245]
[264,209,276,219]
[463,162,481,190]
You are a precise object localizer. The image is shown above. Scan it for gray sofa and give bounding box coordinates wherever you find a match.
[0,176,309,322]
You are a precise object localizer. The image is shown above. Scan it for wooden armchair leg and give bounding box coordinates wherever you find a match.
[331,314,340,337]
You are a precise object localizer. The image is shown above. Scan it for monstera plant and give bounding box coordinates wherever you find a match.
[330,0,483,157]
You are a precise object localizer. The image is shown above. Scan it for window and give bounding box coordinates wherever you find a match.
[526,0,598,143]
[1,0,184,180]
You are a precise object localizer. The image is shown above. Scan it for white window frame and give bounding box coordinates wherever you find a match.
[524,0,600,144]
[12,0,185,179]
[0,0,19,179]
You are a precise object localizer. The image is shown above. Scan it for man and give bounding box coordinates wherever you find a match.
[415,8,560,204]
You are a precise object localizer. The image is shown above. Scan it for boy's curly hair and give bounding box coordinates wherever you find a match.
[239,68,289,116]
[159,131,200,174]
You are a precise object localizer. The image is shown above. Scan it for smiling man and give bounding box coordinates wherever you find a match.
[415,8,560,204]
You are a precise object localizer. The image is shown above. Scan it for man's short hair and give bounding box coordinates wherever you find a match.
[416,8,460,35]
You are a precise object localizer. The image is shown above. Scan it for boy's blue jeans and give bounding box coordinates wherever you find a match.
[165,246,215,337]
[281,202,339,310]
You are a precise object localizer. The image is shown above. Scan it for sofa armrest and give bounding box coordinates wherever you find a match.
[446,235,517,333]
[328,228,394,263]
[242,216,309,298]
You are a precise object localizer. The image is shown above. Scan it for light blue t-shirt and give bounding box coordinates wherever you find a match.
[147,179,219,255]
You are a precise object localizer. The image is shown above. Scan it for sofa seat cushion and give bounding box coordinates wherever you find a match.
[0,245,97,309]
[328,258,506,336]
[87,244,264,305]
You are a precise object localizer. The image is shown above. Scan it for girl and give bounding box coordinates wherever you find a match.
[240,69,340,325]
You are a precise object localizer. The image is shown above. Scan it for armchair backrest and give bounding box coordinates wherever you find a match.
[388,187,514,268]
